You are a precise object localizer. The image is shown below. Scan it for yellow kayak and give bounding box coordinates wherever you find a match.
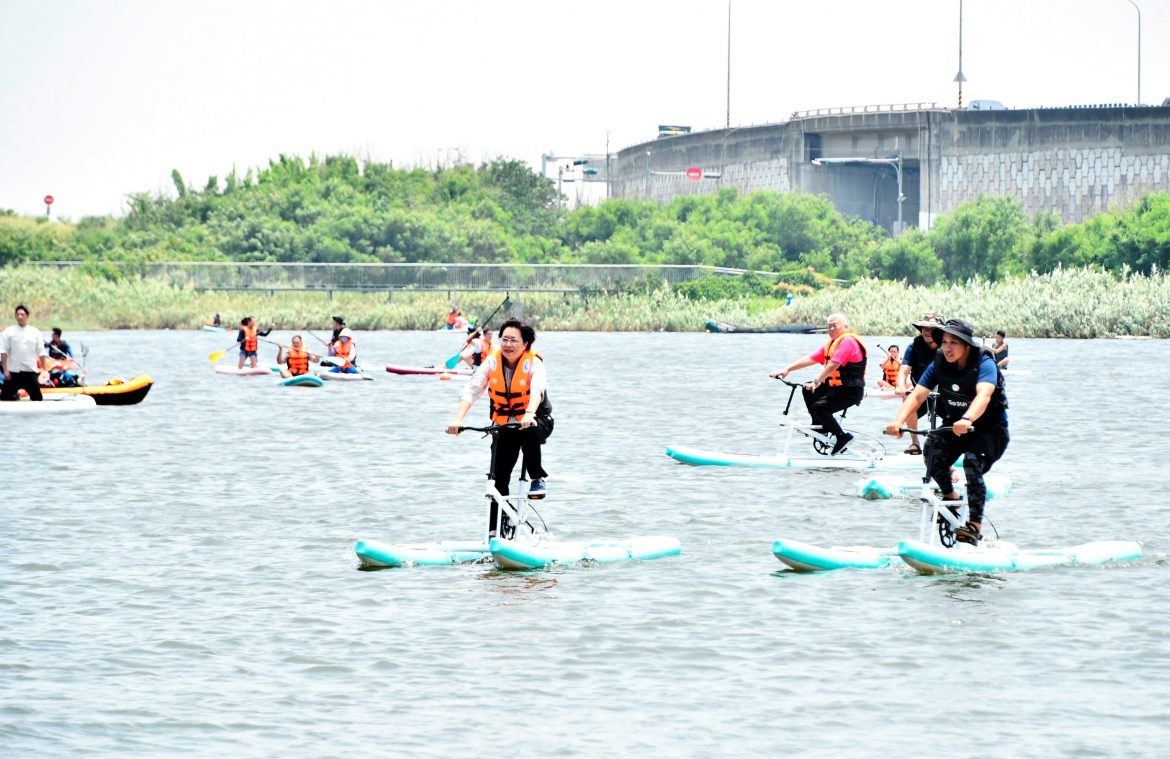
[42,374,154,406]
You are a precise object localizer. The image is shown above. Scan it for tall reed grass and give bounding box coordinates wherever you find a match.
[1,266,1165,337]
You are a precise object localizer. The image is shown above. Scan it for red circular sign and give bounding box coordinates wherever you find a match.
[44,195,54,205]
[686,167,702,181]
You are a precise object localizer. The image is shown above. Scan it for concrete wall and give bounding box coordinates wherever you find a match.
[612,106,1170,232]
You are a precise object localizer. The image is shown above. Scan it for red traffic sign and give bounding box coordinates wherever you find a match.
[686,167,702,181]
[44,195,54,205]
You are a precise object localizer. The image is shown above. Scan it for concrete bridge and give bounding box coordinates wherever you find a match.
[611,104,1170,234]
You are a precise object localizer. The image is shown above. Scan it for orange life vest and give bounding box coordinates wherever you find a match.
[823,332,867,387]
[287,347,309,376]
[243,324,258,352]
[881,356,900,384]
[487,348,541,425]
[333,339,354,369]
[446,312,458,326]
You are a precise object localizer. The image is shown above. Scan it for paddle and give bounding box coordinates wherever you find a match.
[257,337,342,367]
[208,341,242,364]
[444,295,510,369]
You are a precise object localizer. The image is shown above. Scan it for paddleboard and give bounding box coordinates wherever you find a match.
[0,394,98,415]
[317,369,374,381]
[664,444,924,470]
[772,537,896,572]
[897,538,1143,574]
[279,374,325,387]
[201,324,226,333]
[489,535,682,570]
[856,472,1010,501]
[354,539,488,568]
[864,388,901,399]
[214,365,271,376]
[386,364,472,376]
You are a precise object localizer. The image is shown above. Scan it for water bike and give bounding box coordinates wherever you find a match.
[772,425,1141,574]
[666,377,901,470]
[355,424,680,570]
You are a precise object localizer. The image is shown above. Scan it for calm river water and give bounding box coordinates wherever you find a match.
[2,329,1168,757]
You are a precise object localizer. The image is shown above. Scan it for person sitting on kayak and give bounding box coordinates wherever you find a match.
[885,318,1009,546]
[457,325,493,370]
[876,344,900,390]
[328,316,345,355]
[990,329,1010,368]
[46,327,73,360]
[212,313,222,327]
[277,335,321,378]
[771,312,867,455]
[329,328,359,373]
[447,318,554,535]
[896,312,944,455]
[236,316,274,370]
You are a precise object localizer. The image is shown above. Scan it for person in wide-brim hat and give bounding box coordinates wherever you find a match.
[912,312,944,330]
[886,315,1010,549]
[931,318,982,350]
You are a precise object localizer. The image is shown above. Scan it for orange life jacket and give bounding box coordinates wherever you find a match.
[333,339,354,369]
[446,312,458,326]
[243,324,258,352]
[487,348,541,425]
[881,356,900,384]
[823,332,867,387]
[287,347,309,376]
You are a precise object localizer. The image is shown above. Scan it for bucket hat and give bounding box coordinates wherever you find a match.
[912,312,944,329]
[931,318,981,349]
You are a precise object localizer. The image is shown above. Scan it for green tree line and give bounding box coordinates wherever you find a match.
[3,153,1169,286]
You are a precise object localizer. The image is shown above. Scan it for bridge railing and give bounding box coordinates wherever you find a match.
[791,102,943,119]
[27,261,755,293]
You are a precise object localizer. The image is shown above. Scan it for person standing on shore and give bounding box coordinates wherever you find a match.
[1,305,49,401]
[886,318,1009,546]
[771,312,868,456]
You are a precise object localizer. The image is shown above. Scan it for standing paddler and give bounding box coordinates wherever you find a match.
[885,318,1009,546]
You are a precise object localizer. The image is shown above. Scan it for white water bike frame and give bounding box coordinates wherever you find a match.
[904,424,971,546]
[775,377,882,462]
[460,423,547,545]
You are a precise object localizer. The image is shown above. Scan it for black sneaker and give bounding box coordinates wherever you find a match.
[955,521,982,546]
[830,432,854,455]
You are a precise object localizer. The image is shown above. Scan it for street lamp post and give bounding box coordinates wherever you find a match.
[1124,0,1141,105]
[725,0,731,128]
[954,0,966,108]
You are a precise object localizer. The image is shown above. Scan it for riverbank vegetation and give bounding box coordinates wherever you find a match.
[2,264,1166,337]
[1,153,1168,334]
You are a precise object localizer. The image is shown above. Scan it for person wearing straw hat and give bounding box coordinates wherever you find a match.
[896,312,944,455]
[886,318,1009,546]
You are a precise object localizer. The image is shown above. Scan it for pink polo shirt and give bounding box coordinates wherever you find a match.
[809,335,864,366]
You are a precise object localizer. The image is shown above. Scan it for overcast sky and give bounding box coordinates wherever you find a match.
[2,0,1166,219]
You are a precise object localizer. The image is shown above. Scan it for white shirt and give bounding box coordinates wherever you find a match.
[2,324,47,372]
[460,354,547,420]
